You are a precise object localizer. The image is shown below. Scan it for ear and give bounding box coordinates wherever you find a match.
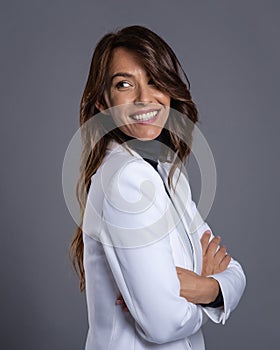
[95,92,110,115]
[95,101,108,114]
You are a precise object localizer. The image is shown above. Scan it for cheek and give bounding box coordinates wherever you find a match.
[108,90,133,106]
[156,91,170,105]
[164,95,171,105]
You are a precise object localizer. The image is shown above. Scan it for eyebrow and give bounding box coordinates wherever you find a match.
[110,72,134,82]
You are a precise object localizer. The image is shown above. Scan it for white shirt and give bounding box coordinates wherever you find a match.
[82,140,246,350]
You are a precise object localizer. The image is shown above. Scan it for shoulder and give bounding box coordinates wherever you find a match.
[100,147,177,248]
[98,140,166,198]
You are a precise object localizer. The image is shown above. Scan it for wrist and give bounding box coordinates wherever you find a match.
[206,277,220,303]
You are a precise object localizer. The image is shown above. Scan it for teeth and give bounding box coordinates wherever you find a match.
[131,110,158,121]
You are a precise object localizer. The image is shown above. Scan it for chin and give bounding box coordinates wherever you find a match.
[122,126,163,141]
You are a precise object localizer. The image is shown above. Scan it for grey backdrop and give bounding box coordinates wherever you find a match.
[1,0,279,349]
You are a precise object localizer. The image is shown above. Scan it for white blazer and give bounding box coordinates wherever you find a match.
[82,140,246,350]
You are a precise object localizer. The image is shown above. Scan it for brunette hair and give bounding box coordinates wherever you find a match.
[70,25,199,291]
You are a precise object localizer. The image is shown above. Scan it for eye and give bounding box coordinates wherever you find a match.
[115,81,131,89]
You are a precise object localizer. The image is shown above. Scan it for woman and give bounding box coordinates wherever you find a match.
[70,25,246,349]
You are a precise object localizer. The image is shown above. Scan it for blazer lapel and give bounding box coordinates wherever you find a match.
[157,161,201,272]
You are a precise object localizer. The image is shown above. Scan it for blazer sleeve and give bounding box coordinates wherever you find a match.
[101,158,206,344]
[185,184,246,325]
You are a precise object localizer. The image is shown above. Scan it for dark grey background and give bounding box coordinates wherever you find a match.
[1,0,279,349]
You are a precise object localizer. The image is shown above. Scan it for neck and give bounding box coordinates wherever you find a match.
[111,128,175,162]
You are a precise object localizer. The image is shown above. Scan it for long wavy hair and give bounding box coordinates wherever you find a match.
[70,25,199,291]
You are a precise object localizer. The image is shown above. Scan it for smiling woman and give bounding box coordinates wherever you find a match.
[96,47,170,140]
[70,25,246,350]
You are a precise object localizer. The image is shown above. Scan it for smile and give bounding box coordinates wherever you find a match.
[130,110,159,121]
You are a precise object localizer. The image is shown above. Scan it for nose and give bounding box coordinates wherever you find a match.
[134,84,153,105]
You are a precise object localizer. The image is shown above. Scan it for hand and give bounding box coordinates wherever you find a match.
[176,267,220,304]
[175,231,230,304]
[115,294,129,312]
[200,231,231,277]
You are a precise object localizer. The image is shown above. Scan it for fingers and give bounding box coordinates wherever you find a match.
[176,267,194,277]
[214,245,227,262]
[219,253,231,271]
[200,231,211,256]
[213,245,230,272]
[201,232,231,275]
[206,235,221,257]
[115,295,129,312]
[175,266,185,274]
[115,293,123,304]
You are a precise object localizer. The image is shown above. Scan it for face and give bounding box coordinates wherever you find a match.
[96,47,170,140]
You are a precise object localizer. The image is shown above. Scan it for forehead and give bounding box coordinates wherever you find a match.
[108,47,146,74]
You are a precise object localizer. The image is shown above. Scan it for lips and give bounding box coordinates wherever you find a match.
[129,109,160,122]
